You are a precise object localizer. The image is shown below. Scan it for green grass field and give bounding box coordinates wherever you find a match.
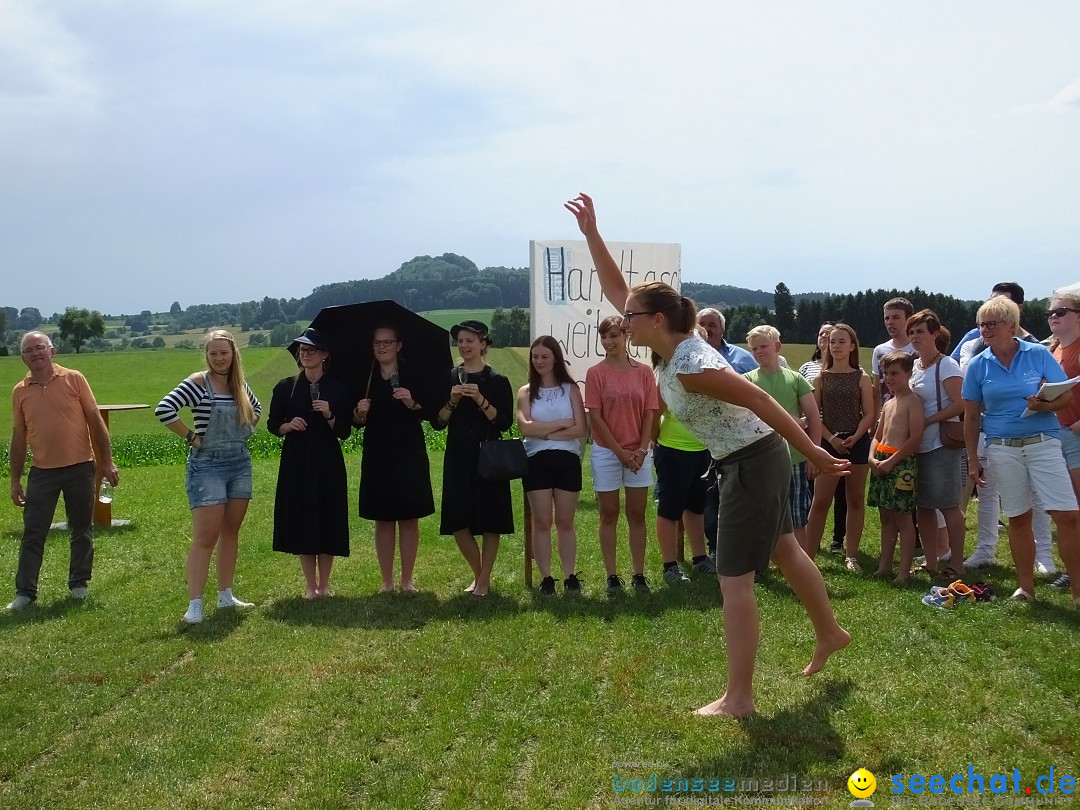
[10,332,1069,809]
[0,454,1076,809]
[0,346,531,442]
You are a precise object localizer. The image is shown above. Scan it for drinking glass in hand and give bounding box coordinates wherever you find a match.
[98,480,114,504]
[309,382,321,402]
[457,366,468,385]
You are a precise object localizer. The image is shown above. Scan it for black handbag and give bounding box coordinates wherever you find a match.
[477,438,528,482]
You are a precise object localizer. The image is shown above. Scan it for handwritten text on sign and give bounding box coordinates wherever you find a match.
[529,240,681,376]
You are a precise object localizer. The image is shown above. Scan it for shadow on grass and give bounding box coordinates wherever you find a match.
[263,590,527,630]
[650,680,857,795]
[176,605,249,641]
[0,594,84,627]
[261,577,729,629]
[527,577,722,622]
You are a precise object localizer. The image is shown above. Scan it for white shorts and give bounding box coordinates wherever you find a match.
[589,443,654,492]
[985,435,1079,517]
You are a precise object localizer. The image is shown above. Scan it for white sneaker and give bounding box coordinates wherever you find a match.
[70,586,88,600]
[183,598,203,624]
[217,590,254,609]
[1035,561,1058,577]
[964,553,995,569]
[6,595,32,611]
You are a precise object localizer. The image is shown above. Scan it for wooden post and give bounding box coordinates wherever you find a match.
[523,486,533,588]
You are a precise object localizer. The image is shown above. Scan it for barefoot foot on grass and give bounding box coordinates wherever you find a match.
[693,694,755,718]
[803,627,852,676]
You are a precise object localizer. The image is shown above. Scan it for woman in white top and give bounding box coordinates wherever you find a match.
[517,336,588,595]
[566,193,850,718]
[906,310,966,579]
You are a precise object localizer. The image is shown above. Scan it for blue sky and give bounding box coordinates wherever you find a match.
[2,1,1078,316]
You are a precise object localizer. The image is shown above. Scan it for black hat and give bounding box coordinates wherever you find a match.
[291,328,331,351]
[450,320,489,340]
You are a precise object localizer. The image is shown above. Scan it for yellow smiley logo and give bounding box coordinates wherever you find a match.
[848,768,877,799]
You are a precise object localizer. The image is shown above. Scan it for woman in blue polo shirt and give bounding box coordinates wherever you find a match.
[962,296,1080,603]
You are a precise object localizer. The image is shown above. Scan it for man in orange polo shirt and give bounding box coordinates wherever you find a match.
[7,331,119,610]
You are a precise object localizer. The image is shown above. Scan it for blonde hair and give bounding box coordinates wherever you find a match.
[976,297,1020,328]
[1051,289,1080,310]
[746,325,780,344]
[205,329,256,426]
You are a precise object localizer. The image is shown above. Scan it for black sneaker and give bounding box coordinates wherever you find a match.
[631,574,651,594]
[563,573,583,594]
[538,576,556,596]
[605,574,625,596]
[830,539,844,556]
[1050,573,1071,590]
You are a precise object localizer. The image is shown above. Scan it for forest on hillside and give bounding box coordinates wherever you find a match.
[4,252,1044,354]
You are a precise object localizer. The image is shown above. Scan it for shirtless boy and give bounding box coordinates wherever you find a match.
[868,352,924,582]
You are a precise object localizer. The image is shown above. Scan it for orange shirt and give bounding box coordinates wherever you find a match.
[12,365,98,469]
[1053,340,1080,429]
[584,360,659,450]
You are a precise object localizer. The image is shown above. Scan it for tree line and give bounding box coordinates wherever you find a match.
[5,254,1040,355]
[716,284,1048,352]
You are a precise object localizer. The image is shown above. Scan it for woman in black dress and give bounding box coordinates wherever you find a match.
[433,320,514,597]
[268,328,352,599]
[352,325,437,592]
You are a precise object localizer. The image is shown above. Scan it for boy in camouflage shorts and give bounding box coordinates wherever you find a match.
[868,352,925,582]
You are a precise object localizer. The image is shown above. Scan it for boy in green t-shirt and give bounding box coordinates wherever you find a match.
[744,326,823,549]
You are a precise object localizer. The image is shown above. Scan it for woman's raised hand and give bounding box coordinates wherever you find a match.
[353,399,371,421]
[564,192,597,236]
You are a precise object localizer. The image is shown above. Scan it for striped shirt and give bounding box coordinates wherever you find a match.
[156,376,261,436]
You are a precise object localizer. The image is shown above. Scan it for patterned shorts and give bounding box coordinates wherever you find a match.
[866,451,917,513]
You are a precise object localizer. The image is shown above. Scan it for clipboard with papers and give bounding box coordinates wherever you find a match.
[1021,376,1080,417]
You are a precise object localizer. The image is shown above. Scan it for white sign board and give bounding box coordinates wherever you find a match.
[529,240,681,377]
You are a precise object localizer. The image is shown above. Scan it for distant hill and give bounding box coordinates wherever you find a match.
[297,257,807,317]
[299,254,527,318]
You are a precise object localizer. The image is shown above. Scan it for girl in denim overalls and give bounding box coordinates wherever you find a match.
[156,330,261,624]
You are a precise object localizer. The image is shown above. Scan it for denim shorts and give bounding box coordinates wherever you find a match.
[1060,427,1080,470]
[185,449,253,509]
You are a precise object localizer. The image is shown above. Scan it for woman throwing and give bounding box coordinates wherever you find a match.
[566,193,850,717]
[156,329,261,625]
[268,328,351,599]
[433,321,515,597]
[353,325,437,593]
[517,336,588,595]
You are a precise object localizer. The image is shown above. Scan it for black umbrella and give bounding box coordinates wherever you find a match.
[289,300,453,397]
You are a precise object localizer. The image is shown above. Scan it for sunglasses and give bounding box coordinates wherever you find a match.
[1048,307,1080,319]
